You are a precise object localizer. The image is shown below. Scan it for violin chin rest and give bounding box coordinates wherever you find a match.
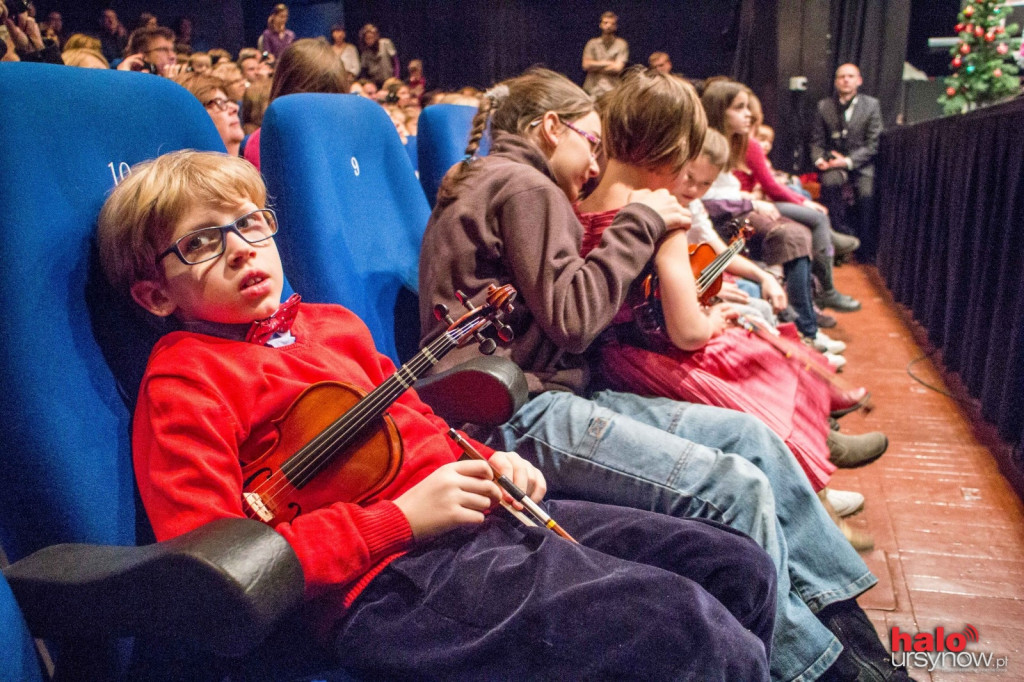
[2,517,304,658]
[415,356,529,427]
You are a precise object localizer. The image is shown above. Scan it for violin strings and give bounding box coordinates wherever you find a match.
[695,240,744,295]
[248,327,461,506]
[245,319,484,514]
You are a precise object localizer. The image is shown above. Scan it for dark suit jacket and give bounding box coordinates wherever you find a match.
[811,94,883,177]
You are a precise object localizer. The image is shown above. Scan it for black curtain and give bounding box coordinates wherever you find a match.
[828,0,910,128]
[341,1,741,90]
[736,0,910,174]
[874,97,1024,465]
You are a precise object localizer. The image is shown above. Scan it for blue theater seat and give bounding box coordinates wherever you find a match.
[416,103,488,207]
[0,572,42,682]
[260,93,431,364]
[0,63,304,678]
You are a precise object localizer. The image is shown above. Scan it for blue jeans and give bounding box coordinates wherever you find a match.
[777,202,836,293]
[485,389,877,682]
[784,256,818,338]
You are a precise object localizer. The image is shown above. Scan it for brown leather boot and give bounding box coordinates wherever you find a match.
[828,430,888,468]
[819,489,875,552]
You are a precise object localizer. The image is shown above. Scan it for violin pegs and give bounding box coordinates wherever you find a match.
[478,337,497,355]
[455,290,474,310]
[496,322,514,343]
[433,303,454,325]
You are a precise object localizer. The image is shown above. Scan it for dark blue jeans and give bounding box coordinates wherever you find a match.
[335,500,775,681]
[784,256,817,338]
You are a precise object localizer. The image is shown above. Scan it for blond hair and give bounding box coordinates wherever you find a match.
[63,33,102,52]
[62,48,109,69]
[174,73,227,105]
[699,128,730,169]
[98,151,267,298]
[601,68,705,174]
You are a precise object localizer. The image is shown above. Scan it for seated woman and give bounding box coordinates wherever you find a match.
[739,89,862,314]
[699,80,846,363]
[242,38,351,170]
[576,70,887,545]
[174,73,244,157]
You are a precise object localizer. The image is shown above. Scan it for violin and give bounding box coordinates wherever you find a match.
[688,219,754,305]
[241,284,517,525]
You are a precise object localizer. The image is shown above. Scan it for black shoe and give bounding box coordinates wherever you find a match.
[829,417,841,432]
[817,310,838,328]
[817,600,915,681]
[816,289,862,313]
[832,230,861,258]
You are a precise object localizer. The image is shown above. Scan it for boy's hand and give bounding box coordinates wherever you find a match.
[627,188,691,232]
[488,451,547,507]
[393,460,502,541]
[117,52,147,71]
[706,302,738,337]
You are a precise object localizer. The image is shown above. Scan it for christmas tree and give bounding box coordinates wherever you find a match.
[939,0,1021,115]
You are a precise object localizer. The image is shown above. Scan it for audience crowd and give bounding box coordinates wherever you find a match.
[4,3,917,680]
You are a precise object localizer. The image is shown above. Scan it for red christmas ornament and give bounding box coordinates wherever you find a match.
[997,43,1009,55]
[953,55,963,67]
[975,26,985,37]
[993,68,1003,78]
[985,32,996,42]
[955,23,965,32]
[946,86,957,97]
[961,43,972,55]
[964,5,974,16]
[965,23,974,33]
[996,26,1005,34]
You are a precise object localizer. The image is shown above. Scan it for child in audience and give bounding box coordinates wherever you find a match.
[188,51,211,75]
[575,75,884,545]
[96,149,776,680]
[419,66,904,682]
[699,80,843,363]
[243,38,351,170]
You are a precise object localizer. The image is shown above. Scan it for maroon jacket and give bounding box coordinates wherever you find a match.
[419,132,666,394]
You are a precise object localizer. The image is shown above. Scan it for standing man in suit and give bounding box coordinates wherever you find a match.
[811,63,882,244]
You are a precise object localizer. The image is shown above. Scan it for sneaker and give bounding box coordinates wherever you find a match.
[816,289,862,313]
[825,488,865,517]
[827,430,888,468]
[824,352,846,371]
[813,330,847,355]
[818,490,874,552]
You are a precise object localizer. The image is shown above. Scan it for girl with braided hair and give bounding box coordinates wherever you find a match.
[419,66,895,682]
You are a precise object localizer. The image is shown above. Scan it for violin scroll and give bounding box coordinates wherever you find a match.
[434,284,517,352]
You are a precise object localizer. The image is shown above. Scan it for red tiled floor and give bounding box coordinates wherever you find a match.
[829,264,1024,682]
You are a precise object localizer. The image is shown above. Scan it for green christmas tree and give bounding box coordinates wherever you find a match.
[939,0,1020,115]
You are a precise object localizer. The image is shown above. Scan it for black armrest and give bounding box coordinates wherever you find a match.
[2,518,303,658]
[414,356,528,426]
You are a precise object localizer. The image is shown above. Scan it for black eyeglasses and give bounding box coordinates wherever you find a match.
[156,209,278,265]
[203,97,235,112]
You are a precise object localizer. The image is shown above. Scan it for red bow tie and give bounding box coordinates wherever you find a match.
[246,294,301,345]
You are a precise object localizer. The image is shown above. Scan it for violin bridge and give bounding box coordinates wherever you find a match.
[243,492,275,523]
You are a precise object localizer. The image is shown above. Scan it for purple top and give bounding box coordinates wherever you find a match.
[261,28,295,59]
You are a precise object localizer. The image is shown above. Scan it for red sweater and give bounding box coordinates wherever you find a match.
[735,140,806,205]
[133,302,494,626]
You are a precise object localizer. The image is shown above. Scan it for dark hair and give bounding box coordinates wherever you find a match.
[269,38,351,102]
[126,26,176,55]
[700,80,749,171]
[601,68,705,174]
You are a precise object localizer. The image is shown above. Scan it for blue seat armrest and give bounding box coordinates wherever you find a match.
[414,356,528,427]
[2,518,304,658]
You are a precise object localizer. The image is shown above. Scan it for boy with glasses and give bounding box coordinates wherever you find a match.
[95,149,776,680]
[118,25,179,77]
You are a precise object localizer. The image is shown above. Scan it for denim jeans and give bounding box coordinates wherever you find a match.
[777,202,836,293]
[485,389,877,682]
[784,256,818,338]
